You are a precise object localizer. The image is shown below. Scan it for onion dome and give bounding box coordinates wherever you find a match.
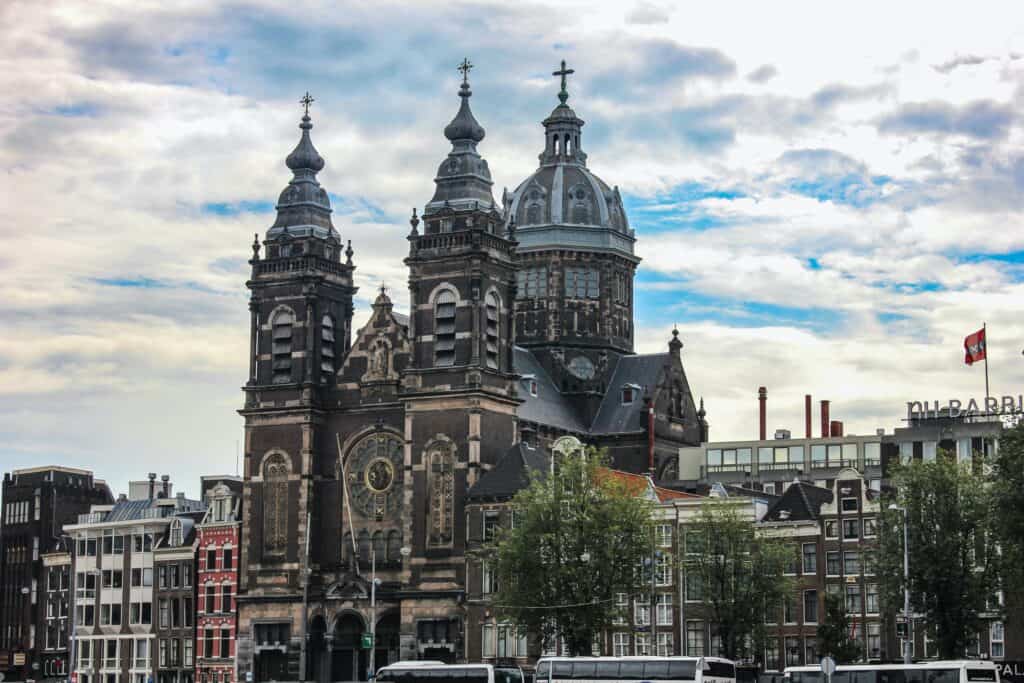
[503,61,635,259]
[267,101,337,242]
[285,114,325,172]
[443,80,486,143]
[424,60,497,216]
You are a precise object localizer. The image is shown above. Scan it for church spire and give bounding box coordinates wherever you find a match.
[267,94,336,242]
[424,58,497,216]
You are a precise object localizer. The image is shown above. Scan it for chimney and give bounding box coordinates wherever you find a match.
[805,395,813,438]
[147,473,157,500]
[758,387,767,440]
[831,420,844,437]
[161,475,170,498]
[821,400,831,438]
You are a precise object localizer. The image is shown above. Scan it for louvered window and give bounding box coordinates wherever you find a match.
[321,314,335,381]
[271,310,294,384]
[434,289,457,367]
[485,292,500,370]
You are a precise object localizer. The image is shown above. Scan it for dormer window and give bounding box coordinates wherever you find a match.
[434,289,457,367]
[621,384,639,405]
[169,519,183,547]
[530,380,538,397]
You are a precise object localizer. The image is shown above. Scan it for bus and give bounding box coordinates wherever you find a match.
[534,656,737,683]
[376,662,525,683]
[785,666,824,683]
[831,661,1001,683]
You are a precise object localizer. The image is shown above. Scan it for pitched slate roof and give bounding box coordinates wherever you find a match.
[467,442,549,501]
[589,353,669,434]
[514,347,587,433]
[762,481,833,522]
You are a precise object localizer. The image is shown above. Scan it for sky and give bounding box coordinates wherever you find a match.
[1,0,1023,499]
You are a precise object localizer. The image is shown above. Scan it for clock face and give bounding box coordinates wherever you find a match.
[567,355,595,380]
[347,434,404,520]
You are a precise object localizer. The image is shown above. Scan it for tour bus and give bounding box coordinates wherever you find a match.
[375,662,525,683]
[534,656,737,683]
[830,661,1001,683]
[785,666,823,683]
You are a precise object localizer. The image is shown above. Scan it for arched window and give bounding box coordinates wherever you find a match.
[321,314,335,382]
[386,530,402,563]
[357,530,371,565]
[485,292,500,370]
[564,134,571,155]
[526,203,542,225]
[262,454,289,554]
[372,531,386,563]
[426,443,455,547]
[342,532,353,568]
[434,289,457,367]
[271,309,294,384]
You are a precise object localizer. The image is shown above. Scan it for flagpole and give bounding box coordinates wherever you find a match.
[984,321,990,400]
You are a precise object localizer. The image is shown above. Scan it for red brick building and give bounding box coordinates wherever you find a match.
[195,477,242,683]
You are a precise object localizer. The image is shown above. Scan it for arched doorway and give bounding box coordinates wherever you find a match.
[331,612,367,682]
[375,612,401,673]
[308,615,327,683]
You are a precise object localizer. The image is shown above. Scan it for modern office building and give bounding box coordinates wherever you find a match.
[0,466,112,681]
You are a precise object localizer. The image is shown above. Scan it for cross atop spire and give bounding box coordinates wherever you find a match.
[300,91,314,116]
[553,59,574,104]
[458,57,473,85]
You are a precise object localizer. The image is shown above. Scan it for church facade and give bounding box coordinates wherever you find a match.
[235,64,708,683]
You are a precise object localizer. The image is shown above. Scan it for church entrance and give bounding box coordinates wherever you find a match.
[331,613,367,682]
[374,612,401,673]
[254,650,288,683]
[308,615,328,683]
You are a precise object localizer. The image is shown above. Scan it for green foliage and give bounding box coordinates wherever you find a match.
[991,422,1024,602]
[488,448,654,656]
[686,500,792,662]
[878,456,998,658]
[818,592,862,663]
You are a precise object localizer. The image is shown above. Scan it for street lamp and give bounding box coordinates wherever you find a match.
[889,503,911,664]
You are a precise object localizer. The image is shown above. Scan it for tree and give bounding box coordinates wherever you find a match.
[686,500,792,663]
[818,591,862,663]
[489,448,654,656]
[878,456,998,658]
[991,421,1024,601]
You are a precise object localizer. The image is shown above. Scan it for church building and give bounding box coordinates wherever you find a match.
[235,62,707,682]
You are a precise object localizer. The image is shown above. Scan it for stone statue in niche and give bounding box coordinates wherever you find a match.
[370,339,389,377]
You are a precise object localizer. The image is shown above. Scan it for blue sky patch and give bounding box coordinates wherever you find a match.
[201,200,275,216]
[52,103,99,117]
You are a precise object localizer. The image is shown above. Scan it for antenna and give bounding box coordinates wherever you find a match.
[235,440,240,477]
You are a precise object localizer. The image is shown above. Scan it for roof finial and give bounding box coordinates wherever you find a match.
[409,207,420,236]
[553,59,575,105]
[300,91,314,117]
[458,57,473,86]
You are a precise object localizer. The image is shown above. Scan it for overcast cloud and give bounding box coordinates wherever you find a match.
[1,0,1023,497]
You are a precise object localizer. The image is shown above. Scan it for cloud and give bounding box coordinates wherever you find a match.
[625,2,671,25]
[932,54,991,74]
[877,99,1016,140]
[746,64,778,83]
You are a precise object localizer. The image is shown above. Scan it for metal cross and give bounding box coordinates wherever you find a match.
[457,57,473,84]
[300,91,314,116]
[553,59,574,102]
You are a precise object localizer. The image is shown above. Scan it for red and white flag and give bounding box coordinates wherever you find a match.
[964,327,986,365]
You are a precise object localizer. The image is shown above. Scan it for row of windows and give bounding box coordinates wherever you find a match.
[200,627,233,659]
[159,637,194,667]
[198,583,233,614]
[432,290,502,369]
[158,596,194,628]
[480,622,527,659]
[158,562,192,589]
[76,533,153,558]
[613,593,674,626]
[77,638,150,670]
[707,442,881,468]
[4,500,32,525]
[201,547,233,571]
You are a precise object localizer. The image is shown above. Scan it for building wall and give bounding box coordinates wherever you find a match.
[196,523,239,683]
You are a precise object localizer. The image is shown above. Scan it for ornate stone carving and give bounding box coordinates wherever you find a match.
[426,442,455,547]
[262,453,289,553]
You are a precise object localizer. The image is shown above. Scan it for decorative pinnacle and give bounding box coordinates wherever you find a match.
[553,59,574,104]
[458,57,473,85]
[409,207,420,235]
[300,91,314,117]
[345,240,353,265]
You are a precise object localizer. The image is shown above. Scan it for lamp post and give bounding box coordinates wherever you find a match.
[889,504,911,664]
[368,550,381,681]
